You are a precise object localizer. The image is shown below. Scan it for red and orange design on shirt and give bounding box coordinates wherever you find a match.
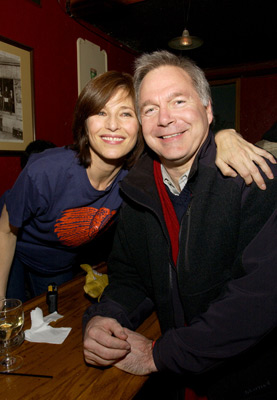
[54,207,116,247]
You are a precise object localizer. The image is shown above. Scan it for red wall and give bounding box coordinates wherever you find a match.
[206,63,277,144]
[0,0,136,196]
[1,1,276,197]
[240,74,277,143]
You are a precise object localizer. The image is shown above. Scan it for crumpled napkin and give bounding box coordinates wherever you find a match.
[81,263,108,300]
[24,307,72,344]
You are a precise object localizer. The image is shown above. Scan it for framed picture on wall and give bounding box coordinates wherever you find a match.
[210,79,240,133]
[0,36,35,151]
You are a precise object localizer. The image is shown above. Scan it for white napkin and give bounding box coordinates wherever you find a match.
[24,307,72,344]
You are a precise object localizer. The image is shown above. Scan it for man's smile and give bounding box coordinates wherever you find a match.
[159,131,186,140]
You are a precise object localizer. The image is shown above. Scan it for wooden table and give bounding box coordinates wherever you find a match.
[0,275,161,400]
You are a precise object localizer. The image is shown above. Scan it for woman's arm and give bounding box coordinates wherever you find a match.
[215,129,276,190]
[0,205,18,298]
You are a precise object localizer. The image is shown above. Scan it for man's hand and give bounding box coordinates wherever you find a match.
[215,129,276,190]
[114,328,158,376]
[83,316,131,367]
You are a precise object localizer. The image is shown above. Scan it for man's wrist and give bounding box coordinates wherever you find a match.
[147,340,158,373]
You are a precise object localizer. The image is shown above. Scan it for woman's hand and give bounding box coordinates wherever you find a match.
[215,129,276,190]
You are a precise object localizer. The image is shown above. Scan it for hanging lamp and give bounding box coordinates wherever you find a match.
[168,0,203,50]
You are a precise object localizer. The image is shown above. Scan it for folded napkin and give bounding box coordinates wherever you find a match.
[24,307,72,344]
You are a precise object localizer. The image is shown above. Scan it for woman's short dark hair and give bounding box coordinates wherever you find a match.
[71,71,144,169]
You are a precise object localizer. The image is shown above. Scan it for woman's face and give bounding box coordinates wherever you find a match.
[86,89,139,165]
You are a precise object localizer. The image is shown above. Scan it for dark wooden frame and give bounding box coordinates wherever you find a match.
[0,36,35,151]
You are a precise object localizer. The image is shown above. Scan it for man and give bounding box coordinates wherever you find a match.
[83,51,277,399]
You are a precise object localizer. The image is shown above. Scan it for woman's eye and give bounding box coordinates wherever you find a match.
[122,112,133,117]
[98,110,106,116]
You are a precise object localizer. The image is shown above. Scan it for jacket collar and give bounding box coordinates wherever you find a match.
[120,151,161,210]
[120,130,216,206]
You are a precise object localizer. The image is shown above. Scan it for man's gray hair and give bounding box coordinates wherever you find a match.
[133,50,211,113]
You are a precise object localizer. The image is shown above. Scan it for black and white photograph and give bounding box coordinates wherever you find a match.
[0,37,34,151]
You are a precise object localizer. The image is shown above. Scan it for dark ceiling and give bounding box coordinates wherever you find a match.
[69,0,277,70]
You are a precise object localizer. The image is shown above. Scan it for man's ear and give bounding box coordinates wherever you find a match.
[206,101,213,125]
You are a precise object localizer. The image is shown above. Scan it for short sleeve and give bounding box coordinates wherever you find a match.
[5,164,48,228]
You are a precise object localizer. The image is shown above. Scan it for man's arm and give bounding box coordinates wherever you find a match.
[153,205,277,375]
[0,205,18,298]
[105,176,277,376]
[215,129,276,190]
[83,295,155,367]
[115,209,277,376]
[82,204,155,370]
[83,316,158,375]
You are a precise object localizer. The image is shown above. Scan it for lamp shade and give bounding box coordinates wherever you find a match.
[168,29,203,50]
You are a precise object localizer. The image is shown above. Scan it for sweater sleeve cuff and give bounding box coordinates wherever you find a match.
[82,295,134,333]
[152,336,168,372]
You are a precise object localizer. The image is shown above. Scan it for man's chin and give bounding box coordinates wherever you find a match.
[159,154,190,167]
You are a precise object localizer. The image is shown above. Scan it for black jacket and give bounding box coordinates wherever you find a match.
[84,133,277,398]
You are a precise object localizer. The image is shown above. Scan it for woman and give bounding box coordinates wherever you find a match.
[0,71,142,302]
[0,71,274,302]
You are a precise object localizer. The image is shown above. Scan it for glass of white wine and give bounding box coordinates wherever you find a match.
[0,298,24,372]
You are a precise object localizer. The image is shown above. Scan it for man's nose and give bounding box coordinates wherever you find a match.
[157,106,174,126]
[106,115,119,131]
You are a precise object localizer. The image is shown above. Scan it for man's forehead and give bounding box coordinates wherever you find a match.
[139,66,195,103]
[141,65,192,87]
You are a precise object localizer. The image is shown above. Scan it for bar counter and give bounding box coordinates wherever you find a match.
[0,275,161,400]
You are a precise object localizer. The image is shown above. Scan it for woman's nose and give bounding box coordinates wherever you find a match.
[106,115,119,131]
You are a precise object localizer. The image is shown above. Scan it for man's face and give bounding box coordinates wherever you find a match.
[139,65,213,171]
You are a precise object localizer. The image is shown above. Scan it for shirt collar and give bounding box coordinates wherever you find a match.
[161,164,190,195]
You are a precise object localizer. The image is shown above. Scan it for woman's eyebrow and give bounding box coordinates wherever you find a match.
[119,105,136,111]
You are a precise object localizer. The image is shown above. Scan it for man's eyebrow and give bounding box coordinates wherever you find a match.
[140,100,154,109]
[166,91,185,100]
[140,92,186,109]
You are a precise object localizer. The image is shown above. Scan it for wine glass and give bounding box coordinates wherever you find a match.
[0,298,24,372]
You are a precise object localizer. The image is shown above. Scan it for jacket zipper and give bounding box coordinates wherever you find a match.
[184,201,192,272]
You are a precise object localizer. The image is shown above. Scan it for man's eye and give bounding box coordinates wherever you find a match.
[122,112,132,117]
[144,107,155,115]
[175,100,185,105]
